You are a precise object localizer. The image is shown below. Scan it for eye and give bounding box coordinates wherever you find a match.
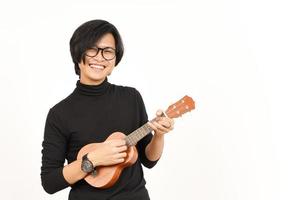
[85,47,98,56]
[87,47,98,52]
[103,47,115,53]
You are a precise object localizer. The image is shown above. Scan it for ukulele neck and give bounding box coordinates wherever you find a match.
[125,95,195,146]
[125,122,154,146]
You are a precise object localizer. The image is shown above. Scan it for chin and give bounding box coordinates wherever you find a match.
[90,76,106,82]
[89,73,105,79]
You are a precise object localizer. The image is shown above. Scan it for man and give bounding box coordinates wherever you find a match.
[41,19,174,200]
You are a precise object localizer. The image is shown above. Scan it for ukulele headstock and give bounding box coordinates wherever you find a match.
[165,95,195,118]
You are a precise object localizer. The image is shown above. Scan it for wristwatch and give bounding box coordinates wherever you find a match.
[81,153,94,173]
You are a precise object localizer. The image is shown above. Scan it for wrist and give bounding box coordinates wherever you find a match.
[81,153,95,173]
[153,132,165,140]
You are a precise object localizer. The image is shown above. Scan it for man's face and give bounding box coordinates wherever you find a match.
[79,33,116,85]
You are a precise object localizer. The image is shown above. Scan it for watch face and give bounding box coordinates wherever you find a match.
[82,160,93,172]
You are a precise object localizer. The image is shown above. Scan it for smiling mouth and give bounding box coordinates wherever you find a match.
[89,64,105,70]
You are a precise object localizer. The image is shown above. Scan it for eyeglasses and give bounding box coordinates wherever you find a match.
[85,47,116,61]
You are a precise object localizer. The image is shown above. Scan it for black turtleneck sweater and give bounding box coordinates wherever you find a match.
[41,78,158,200]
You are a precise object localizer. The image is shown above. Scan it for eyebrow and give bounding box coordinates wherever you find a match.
[95,46,115,49]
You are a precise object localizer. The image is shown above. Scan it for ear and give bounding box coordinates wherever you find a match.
[78,59,85,71]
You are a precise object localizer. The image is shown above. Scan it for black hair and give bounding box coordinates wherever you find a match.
[70,19,124,75]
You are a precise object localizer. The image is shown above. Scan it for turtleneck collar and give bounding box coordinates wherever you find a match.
[75,78,111,96]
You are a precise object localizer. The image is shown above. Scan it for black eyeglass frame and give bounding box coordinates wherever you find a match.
[84,46,117,61]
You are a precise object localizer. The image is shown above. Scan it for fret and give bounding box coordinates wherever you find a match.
[141,125,148,134]
[134,131,138,142]
[136,129,141,139]
[125,122,154,146]
[135,128,142,141]
[129,135,134,146]
[125,135,132,146]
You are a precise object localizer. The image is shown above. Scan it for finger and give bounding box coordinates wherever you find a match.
[114,158,125,164]
[159,120,171,128]
[152,115,172,127]
[115,145,128,152]
[114,152,127,158]
[157,117,173,128]
[147,122,158,132]
[153,121,169,132]
[169,119,175,130]
[170,119,175,126]
[111,139,126,147]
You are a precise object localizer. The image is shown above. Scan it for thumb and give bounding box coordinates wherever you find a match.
[156,109,163,117]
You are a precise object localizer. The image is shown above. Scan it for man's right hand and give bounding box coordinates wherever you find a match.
[87,139,128,167]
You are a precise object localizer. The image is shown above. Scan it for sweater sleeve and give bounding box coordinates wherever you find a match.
[134,89,159,168]
[41,108,71,194]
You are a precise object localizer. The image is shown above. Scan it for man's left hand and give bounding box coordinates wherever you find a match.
[147,109,174,136]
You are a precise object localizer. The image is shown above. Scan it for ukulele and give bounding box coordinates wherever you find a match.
[77,95,195,188]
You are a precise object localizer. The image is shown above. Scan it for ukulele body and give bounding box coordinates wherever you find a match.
[77,132,138,188]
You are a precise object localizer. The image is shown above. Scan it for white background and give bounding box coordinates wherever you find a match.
[0,0,299,199]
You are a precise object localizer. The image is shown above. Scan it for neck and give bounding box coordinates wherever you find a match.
[75,77,110,96]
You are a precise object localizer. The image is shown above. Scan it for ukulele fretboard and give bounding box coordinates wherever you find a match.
[125,123,153,146]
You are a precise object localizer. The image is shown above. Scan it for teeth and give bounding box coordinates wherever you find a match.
[90,64,104,69]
